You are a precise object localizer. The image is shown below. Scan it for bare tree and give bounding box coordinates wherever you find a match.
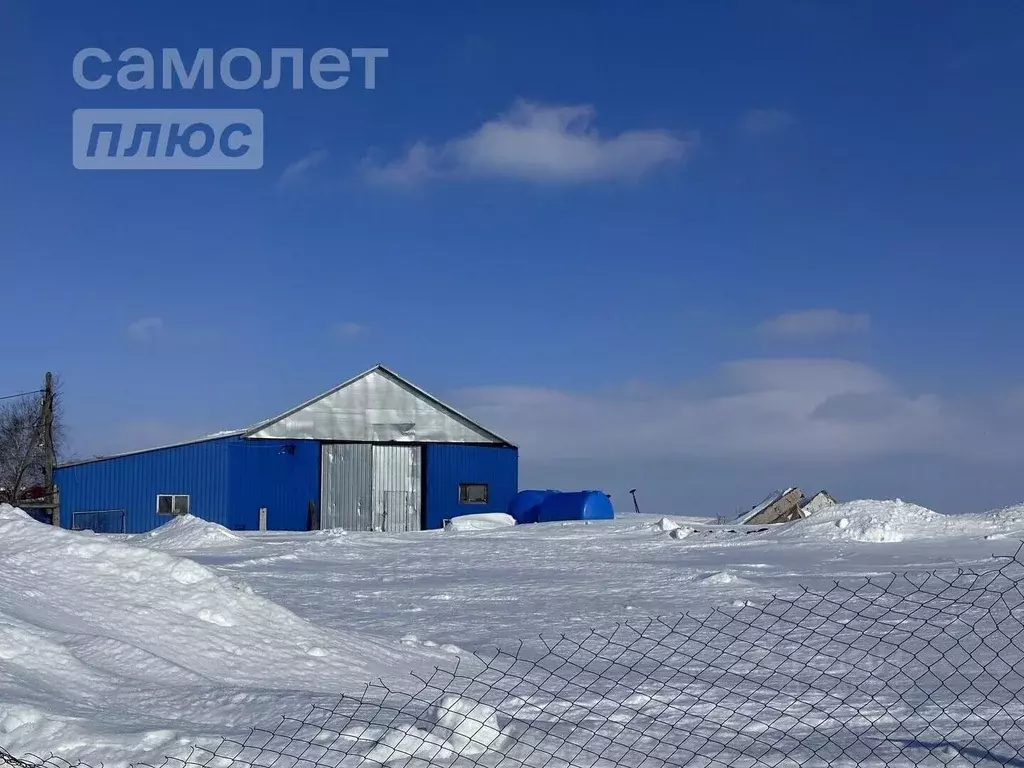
[0,377,65,506]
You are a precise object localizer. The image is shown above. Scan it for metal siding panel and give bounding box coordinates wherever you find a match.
[320,443,372,530]
[371,444,421,532]
[424,444,519,530]
[54,437,233,533]
[229,439,320,531]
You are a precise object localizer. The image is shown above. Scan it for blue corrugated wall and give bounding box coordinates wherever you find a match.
[54,437,235,533]
[423,444,518,530]
[227,438,320,530]
[56,438,518,534]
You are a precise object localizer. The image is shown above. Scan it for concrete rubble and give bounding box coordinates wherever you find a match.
[736,487,838,525]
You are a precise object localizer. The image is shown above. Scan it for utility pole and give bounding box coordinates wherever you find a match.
[42,372,56,525]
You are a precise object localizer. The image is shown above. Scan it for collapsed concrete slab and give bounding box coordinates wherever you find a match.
[799,489,837,516]
[735,487,839,525]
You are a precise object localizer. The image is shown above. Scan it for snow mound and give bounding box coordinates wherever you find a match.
[445,513,516,532]
[0,509,433,685]
[653,518,696,540]
[346,694,509,763]
[0,503,34,522]
[401,634,464,655]
[981,503,1024,529]
[784,499,945,543]
[700,571,749,586]
[0,506,439,762]
[945,502,1024,539]
[837,516,905,543]
[430,695,506,756]
[136,514,243,551]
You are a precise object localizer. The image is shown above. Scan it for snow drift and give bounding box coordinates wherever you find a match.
[445,513,516,532]
[134,513,243,551]
[0,504,441,764]
[342,693,510,763]
[778,499,944,542]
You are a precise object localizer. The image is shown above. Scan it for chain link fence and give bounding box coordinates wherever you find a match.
[4,545,1024,767]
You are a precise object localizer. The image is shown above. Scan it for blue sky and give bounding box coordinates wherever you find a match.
[2,1,1023,515]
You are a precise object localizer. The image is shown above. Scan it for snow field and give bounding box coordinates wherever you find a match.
[2,497,1024,765]
[241,577,1024,768]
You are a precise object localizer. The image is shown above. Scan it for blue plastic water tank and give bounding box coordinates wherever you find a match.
[508,489,559,524]
[536,490,614,523]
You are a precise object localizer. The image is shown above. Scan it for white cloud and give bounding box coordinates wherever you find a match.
[364,100,694,186]
[758,309,871,339]
[333,321,364,340]
[364,142,438,187]
[451,358,1012,464]
[739,108,797,139]
[126,317,164,341]
[278,149,328,189]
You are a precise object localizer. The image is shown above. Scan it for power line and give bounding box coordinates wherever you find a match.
[0,389,45,403]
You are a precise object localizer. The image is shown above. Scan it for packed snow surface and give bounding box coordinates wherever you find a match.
[2,497,1024,765]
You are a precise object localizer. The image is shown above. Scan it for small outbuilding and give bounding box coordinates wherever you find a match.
[54,365,518,534]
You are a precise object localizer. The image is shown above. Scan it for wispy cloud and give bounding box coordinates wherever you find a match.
[739,108,797,140]
[451,357,1016,465]
[278,149,329,189]
[758,309,870,339]
[364,100,695,186]
[127,316,164,341]
[333,321,365,340]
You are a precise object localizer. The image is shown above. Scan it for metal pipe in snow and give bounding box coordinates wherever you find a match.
[629,489,641,515]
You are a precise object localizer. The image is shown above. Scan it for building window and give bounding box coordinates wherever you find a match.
[459,483,488,504]
[157,494,190,516]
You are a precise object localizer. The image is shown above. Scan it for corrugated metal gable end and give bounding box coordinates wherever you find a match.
[246,365,513,445]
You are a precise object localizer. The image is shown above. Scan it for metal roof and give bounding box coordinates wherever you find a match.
[56,431,245,469]
[57,364,514,469]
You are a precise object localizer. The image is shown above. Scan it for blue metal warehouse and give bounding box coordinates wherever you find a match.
[54,365,518,534]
